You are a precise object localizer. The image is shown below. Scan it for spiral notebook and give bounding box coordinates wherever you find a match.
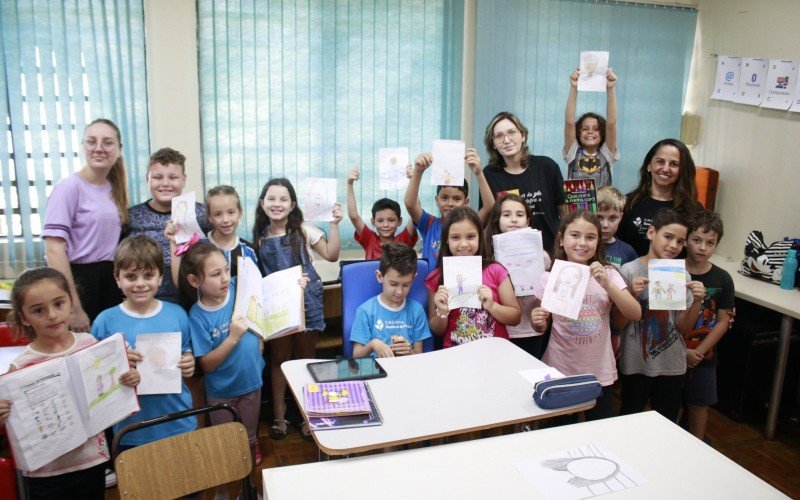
[307,383,383,431]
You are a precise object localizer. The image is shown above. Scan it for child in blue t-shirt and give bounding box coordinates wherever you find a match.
[178,241,267,474]
[92,236,196,448]
[350,243,431,357]
[404,150,495,269]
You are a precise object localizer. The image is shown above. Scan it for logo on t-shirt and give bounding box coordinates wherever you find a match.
[374,319,385,331]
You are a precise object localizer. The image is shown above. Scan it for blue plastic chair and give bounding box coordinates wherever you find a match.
[341,259,433,357]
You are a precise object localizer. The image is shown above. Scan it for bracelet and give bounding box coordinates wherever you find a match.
[435,308,449,319]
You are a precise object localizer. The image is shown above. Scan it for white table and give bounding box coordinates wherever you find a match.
[281,337,594,455]
[711,256,800,439]
[263,411,787,499]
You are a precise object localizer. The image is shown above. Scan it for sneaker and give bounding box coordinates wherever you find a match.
[105,467,117,488]
[254,447,263,466]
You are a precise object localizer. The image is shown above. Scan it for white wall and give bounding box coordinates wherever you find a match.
[684,0,800,258]
[144,0,204,194]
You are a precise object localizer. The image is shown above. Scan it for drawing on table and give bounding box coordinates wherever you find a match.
[513,443,647,500]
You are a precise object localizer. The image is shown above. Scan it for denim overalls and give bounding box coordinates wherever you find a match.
[258,231,325,331]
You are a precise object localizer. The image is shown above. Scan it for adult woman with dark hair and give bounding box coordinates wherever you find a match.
[617,138,701,256]
[42,118,128,332]
[481,111,566,252]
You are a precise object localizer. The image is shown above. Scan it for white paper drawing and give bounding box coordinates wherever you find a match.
[578,51,609,92]
[233,257,305,340]
[430,140,465,187]
[648,259,687,311]
[304,178,338,221]
[710,55,741,102]
[492,228,546,296]
[443,256,482,310]
[540,260,590,320]
[135,332,182,395]
[761,59,797,110]
[379,147,410,190]
[733,57,768,106]
[518,367,565,387]
[171,192,203,244]
[513,443,647,500]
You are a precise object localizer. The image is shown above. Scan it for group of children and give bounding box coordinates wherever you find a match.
[0,69,734,498]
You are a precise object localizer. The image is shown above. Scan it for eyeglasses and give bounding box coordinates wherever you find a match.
[493,130,521,143]
[83,138,118,151]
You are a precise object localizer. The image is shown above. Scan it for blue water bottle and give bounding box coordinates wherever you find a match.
[780,249,798,290]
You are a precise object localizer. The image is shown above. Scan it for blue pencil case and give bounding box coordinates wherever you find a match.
[532,374,602,409]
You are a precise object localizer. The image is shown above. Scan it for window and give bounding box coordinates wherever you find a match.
[0,0,150,274]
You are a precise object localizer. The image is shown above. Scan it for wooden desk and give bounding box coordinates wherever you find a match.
[711,256,800,440]
[281,337,594,455]
[263,411,787,499]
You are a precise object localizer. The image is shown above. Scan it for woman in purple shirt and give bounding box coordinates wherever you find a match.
[42,119,129,331]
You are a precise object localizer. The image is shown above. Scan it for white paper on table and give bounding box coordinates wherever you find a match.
[492,228,546,297]
[135,332,182,395]
[443,256,482,310]
[518,367,566,387]
[379,147,410,190]
[710,55,741,101]
[648,259,687,311]
[578,51,609,92]
[733,57,768,106]
[171,192,203,244]
[0,358,86,471]
[513,443,647,500]
[540,260,590,320]
[761,59,797,110]
[304,178,338,221]
[430,140,465,187]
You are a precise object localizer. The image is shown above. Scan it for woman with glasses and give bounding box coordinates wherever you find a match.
[42,118,128,332]
[481,111,566,252]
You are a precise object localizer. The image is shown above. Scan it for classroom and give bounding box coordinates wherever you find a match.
[0,0,798,498]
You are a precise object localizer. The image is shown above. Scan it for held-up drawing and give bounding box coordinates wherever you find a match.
[540,260,590,320]
[379,147,409,190]
[513,443,647,499]
[304,178,337,221]
[648,259,687,310]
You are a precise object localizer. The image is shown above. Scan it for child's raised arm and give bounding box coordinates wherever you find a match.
[605,69,619,156]
[467,148,495,224]
[564,67,580,150]
[311,204,343,262]
[346,167,366,234]
[405,153,432,224]
[165,221,181,288]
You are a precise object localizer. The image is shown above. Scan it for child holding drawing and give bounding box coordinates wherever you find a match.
[91,236,196,449]
[531,209,641,421]
[166,185,260,287]
[0,267,140,499]
[178,242,266,474]
[253,178,342,441]
[484,193,551,358]
[564,68,619,187]
[617,208,706,422]
[426,207,521,348]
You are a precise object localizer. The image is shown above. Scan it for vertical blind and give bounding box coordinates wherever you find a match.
[198,0,465,246]
[473,0,697,193]
[0,0,149,273]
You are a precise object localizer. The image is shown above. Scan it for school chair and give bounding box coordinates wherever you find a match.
[112,404,255,499]
[341,259,433,357]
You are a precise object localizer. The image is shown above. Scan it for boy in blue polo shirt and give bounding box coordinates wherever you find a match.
[92,236,196,448]
[350,243,431,357]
